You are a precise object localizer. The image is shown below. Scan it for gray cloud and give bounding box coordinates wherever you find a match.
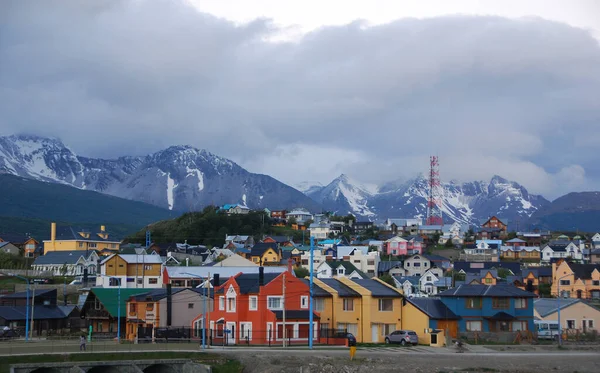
[1,0,599,199]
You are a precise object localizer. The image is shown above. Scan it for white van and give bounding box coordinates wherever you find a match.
[534,320,560,340]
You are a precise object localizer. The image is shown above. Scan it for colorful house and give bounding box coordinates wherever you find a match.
[383,236,408,256]
[534,298,600,332]
[0,234,39,258]
[125,287,212,341]
[43,223,120,255]
[97,254,164,288]
[402,298,459,346]
[437,285,536,333]
[313,278,363,340]
[191,268,319,345]
[249,243,282,265]
[338,277,403,343]
[551,261,600,299]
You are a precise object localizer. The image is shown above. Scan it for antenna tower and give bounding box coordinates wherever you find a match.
[426,156,443,225]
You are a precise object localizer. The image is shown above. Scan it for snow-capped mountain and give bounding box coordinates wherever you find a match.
[307,174,378,217]
[0,135,320,212]
[306,173,550,225]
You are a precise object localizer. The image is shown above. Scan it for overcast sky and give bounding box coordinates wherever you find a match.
[1,0,599,199]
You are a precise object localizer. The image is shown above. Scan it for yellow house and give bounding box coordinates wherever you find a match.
[249,243,282,265]
[314,278,364,341]
[43,222,121,254]
[338,277,403,343]
[534,298,600,332]
[402,298,459,346]
[551,261,600,299]
[467,270,497,285]
[98,253,164,288]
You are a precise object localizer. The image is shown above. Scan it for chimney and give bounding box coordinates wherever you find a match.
[287,258,293,273]
[51,222,56,244]
[259,266,264,287]
[100,225,106,232]
[166,284,172,327]
[213,273,220,287]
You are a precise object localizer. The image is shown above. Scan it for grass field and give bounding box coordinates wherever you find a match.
[0,352,243,373]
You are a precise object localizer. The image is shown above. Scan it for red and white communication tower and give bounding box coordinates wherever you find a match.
[426,156,444,226]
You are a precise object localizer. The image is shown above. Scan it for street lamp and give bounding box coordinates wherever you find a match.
[556,273,572,346]
[97,273,121,342]
[6,273,29,342]
[182,272,212,349]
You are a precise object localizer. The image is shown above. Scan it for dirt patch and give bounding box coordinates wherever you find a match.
[231,350,600,373]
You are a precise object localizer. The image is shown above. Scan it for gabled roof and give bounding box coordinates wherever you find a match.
[0,306,74,321]
[0,234,38,244]
[319,279,361,297]
[33,250,93,265]
[271,310,320,320]
[100,254,163,265]
[90,288,149,317]
[423,254,450,263]
[250,242,279,257]
[394,275,420,286]
[407,298,459,319]
[482,216,507,226]
[0,288,56,299]
[263,236,291,243]
[130,288,206,302]
[233,272,281,294]
[506,238,526,243]
[453,261,520,274]
[165,266,287,279]
[378,261,403,273]
[350,279,402,297]
[438,284,536,298]
[47,226,120,243]
[299,279,331,297]
[569,263,600,280]
[534,298,582,317]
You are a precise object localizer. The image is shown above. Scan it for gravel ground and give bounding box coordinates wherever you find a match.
[231,350,600,373]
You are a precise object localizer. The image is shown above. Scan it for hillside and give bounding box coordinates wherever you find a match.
[527,192,600,232]
[126,206,307,247]
[0,174,175,238]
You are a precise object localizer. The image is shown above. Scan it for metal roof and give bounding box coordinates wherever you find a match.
[100,254,163,265]
[234,273,281,294]
[165,266,287,279]
[33,250,93,265]
[407,298,459,320]
[90,288,149,317]
[299,279,331,297]
[271,310,320,320]
[438,284,536,298]
[0,305,75,321]
[534,298,582,317]
[319,279,361,297]
[350,279,402,297]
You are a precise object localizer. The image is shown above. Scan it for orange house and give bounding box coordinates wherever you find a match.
[191,268,319,345]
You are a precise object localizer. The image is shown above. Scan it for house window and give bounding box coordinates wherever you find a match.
[560,280,570,286]
[144,265,152,270]
[367,260,375,265]
[219,296,225,311]
[79,242,84,248]
[381,323,396,336]
[583,319,594,329]
[188,303,194,309]
[426,276,432,281]
[492,298,509,309]
[267,296,283,310]
[88,243,97,248]
[314,298,325,311]
[337,268,344,275]
[485,278,492,284]
[111,243,117,249]
[148,278,158,284]
[227,297,236,312]
[512,321,527,331]
[424,262,428,267]
[343,298,354,311]
[414,263,421,267]
[301,296,309,309]
[593,281,600,286]
[567,320,576,329]
[146,303,154,311]
[514,298,527,309]
[249,296,258,311]
[466,321,482,331]
[378,299,393,311]
[240,322,252,340]
[465,298,482,309]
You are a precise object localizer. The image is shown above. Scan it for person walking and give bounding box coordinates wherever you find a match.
[80,335,86,351]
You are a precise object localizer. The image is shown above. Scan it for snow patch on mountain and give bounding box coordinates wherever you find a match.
[167,173,176,210]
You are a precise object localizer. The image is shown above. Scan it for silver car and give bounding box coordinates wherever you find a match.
[385,330,418,345]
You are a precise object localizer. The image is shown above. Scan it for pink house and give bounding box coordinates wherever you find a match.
[384,236,424,256]
[384,236,408,256]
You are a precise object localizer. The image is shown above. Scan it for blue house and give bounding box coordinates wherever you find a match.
[437,285,536,333]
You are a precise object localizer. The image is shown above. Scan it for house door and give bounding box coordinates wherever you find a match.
[226,322,236,345]
[437,320,458,339]
[371,324,379,343]
[577,290,583,299]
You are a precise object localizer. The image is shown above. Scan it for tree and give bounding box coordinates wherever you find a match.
[538,283,551,297]
[497,268,511,279]
[507,231,517,240]
[368,245,378,252]
[379,274,395,286]
[287,217,297,226]
[444,238,454,248]
[294,267,309,278]
[431,233,441,245]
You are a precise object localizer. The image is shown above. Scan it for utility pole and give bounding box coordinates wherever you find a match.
[207,272,211,349]
[282,272,286,348]
[30,284,36,340]
[309,236,314,349]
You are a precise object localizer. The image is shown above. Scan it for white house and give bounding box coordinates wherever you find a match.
[300,248,327,270]
[32,250,99,276]
[403,254,444,277]
[287,209,314,224]
[334,246,380,277]
[393,276,421,297]
[541,242,584,262]
[316,261,365,279]
[309,222,331,240]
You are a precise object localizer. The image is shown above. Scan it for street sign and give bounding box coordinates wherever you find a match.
[224,329,231,334]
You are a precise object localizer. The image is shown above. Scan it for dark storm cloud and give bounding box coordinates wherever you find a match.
[1,0,599,198]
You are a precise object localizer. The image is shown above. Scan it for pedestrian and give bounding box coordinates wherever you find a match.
[80,335,86,351]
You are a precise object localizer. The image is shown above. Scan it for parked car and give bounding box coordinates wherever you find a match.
[385,330,418,345]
